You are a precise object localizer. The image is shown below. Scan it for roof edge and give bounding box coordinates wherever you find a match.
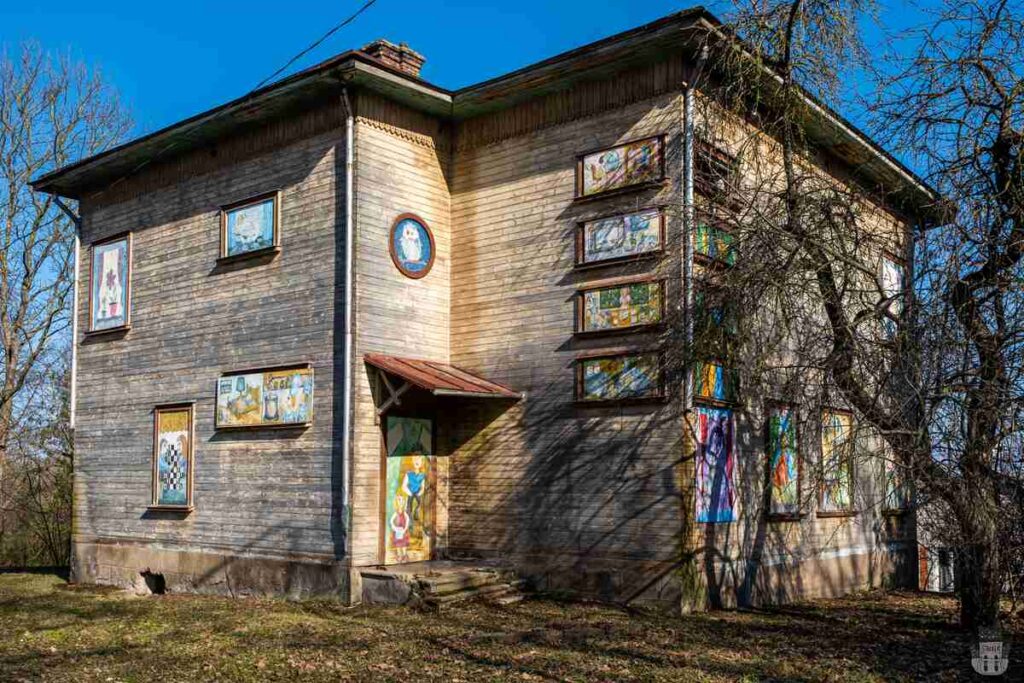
[31,5,941,218]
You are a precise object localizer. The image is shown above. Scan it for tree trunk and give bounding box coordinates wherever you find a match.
[958,533,1002,633]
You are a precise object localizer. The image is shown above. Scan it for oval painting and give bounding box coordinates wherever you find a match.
[389,213,435,279]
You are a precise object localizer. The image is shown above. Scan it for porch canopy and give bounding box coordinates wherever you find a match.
[364,353,521,417]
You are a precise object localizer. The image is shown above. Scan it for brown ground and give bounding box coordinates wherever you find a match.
[0,571,1020,682]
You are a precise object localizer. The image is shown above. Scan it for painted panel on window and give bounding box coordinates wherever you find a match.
[216,367,313,428]
[153,406,193,508]
[881,257,905,336]
[581,281,662,332]
[693,361,738,403]
[90,236,130,331]
[224,196,276,257]
[884,455,910,511]
[768,405,799,516]
[696,405,736,523]
[578,136,663,197]
[578,354,660,402]
[580,208,662,264]
[694,222,735,265]
[820,411,854,512]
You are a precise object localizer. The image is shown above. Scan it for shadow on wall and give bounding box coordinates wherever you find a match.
[447,374,909,609]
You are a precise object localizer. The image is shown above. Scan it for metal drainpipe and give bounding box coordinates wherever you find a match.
[340,88,355,551]
[682,46,707,414]
[682,83,695,413]
[55,197,81,430]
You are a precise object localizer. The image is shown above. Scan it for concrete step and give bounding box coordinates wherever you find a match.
[423,581,522,607]
[489,592,526,606]
[417,570,505,594]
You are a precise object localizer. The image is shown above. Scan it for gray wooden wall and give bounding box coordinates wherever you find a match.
[75,102,348,564]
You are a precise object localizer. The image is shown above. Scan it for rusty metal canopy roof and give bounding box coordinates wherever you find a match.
[364,353,521,399]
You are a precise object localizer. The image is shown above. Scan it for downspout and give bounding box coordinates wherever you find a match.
[340,88,355,552]
[680,45,707,615]
[54,197,81,430]
[682,44,708,412]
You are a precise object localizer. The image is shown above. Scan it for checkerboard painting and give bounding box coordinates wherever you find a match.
[154,407,192,507]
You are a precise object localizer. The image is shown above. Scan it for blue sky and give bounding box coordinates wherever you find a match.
[2,1,930,139]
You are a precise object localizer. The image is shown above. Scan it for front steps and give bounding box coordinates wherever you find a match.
[360,561,527,608]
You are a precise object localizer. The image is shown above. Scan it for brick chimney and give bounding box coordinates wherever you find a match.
[361,39,425,78]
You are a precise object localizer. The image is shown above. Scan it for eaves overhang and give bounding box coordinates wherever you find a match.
[29,53,452,199]
[31,5,945,224]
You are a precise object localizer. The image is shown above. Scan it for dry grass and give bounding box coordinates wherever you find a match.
[0,571,1020,682]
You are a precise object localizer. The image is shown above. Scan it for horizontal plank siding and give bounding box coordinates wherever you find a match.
[75,103,346,562]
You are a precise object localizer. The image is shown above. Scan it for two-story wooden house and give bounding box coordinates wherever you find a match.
[32,8,938,608]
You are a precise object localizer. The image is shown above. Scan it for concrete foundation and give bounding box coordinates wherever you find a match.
[72,540,354,602]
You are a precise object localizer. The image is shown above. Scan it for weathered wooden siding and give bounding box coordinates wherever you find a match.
[74,104,347,573]
[348,93,452,566]
[449,90,686,601]
[682,91,916,606]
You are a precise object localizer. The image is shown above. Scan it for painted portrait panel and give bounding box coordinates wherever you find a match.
[820,411,854,512]
[262,367,313,426]
[384,417,434,564]
[693,361,738,403]
[390,215,434,278]
[581,208,662,265]
[579,353,660,402]
[224,195,276,258]
[581,281,662,333]
[768,405,800,516]
[579,136,664,197]
[153,406,193,508]
[90,235,130,332]
[216,373,264,427]
[696,405,736,523]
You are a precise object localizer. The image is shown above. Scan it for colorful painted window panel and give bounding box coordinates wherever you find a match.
[693,361,738,403]
[89,234,131,332]
[695,405,736,523]
[695,291,738,338]
[216,366,314,428]
[880,256,905,336]
[694,222,736,265]
[222,194,278,258]
[385,417,434,564]
[884,455,910,511]
[580,208,662,265]
[767,405,800,516]
[820,411,854,512]
[578,354,661,402]
[580,281,662,333]
[152,405,193,509]
[578,136,664,197]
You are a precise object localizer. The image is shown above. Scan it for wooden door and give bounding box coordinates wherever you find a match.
[382,415,435,564]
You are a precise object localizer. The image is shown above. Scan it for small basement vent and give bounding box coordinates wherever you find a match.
[140,570,166,595]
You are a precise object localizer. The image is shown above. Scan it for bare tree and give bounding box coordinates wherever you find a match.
[699,0,1023,632]
[0,43,130,559]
